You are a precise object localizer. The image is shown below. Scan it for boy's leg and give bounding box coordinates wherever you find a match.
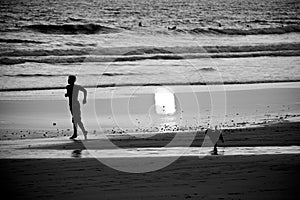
[77,120,88,140]
[73,123,77,134]
[77,120,86,132]
[69,105,78,139]
[70,117,78,139]
[74,104,88,139]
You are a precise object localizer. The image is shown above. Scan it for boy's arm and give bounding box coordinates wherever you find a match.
[65,85,69,97]
[79,85,87,104]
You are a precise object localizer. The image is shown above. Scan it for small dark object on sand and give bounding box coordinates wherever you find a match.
[53,122,56,126]
[168,26,177,30]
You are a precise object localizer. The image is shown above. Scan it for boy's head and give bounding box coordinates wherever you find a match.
[68,75,76,85]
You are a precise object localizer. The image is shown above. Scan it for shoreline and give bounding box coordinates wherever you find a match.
[0,81,299,101]
[1,121,300,146]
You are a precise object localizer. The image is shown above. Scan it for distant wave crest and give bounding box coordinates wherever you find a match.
[196,67,216,72]
[0,38,43,44]
[1,80,300,92]
[3,74,66,77]
[24,23,119,34]
[2,72,138,78]
[176,25,300,35]
[102,72,137,76]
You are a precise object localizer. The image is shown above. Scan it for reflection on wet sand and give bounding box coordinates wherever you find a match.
[1,145,299,159]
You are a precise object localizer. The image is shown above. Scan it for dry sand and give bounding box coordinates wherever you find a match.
[0,82,299,131]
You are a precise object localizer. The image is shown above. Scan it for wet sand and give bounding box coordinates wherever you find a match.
[1,154,299,200]
[0,121,300,199]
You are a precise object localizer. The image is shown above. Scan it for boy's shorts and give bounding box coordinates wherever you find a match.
[70,101,81,122]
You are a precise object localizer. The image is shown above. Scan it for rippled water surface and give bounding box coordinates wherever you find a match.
[0,0,300,91]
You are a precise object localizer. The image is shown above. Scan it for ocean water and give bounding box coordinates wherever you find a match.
[0,0,300,91]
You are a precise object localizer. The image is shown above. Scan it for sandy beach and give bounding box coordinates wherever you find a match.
[0,83,300,199]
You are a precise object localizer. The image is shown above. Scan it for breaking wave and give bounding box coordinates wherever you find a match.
[1,43,299,65]
[1,51,299,65]
[2,43,299,57]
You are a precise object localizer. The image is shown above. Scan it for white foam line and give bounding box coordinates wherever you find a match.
[0,146,299,159]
